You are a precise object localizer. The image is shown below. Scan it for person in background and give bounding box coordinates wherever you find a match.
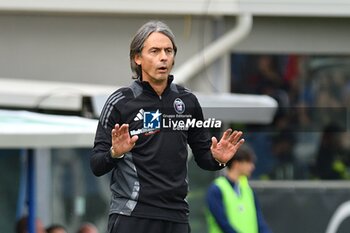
[205,144,272,233]
[77,222,99,233]
[314,123,348,180]
[15,215,46,233]
[46,224,68,233]
[90,20,244,233]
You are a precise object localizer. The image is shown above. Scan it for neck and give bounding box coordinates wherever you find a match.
[141,76,169,96]
[150,81,167,96]
[226,169,240,182]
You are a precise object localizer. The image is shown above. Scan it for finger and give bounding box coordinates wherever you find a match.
[229,131,242,143]
[234,138,245,149]
[112,124,120,136]
[119,124,129,135]
[130,135,139,145]
[114,124,120,133]
[227,130,237,143]
[211,136,218,149]
[221,128,233,141]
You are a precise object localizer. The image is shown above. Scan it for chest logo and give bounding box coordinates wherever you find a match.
[143,109,161,129]
[133,109,144,121]
[173,98,185,114]
[130,109,161,136]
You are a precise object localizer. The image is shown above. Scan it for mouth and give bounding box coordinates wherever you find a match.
[157,66,168,73]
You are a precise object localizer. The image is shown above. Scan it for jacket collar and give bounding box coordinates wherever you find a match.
[136,75,174,97]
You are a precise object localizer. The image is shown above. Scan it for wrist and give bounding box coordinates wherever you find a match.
[214,157,226,167]
[110,146,125,159]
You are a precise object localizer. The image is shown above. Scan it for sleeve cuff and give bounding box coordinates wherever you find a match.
[105,150,124,165]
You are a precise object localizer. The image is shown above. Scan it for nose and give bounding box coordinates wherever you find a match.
[160,49,168,61]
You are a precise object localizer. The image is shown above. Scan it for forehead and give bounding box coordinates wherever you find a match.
[143,32,173,49]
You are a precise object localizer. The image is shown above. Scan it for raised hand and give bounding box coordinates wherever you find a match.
[110,124,138,158]
[210,129,245,164]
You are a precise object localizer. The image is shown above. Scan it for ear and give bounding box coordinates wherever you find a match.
[134,54,141,66]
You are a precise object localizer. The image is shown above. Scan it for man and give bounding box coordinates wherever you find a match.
[206,144,272,233]
[90,20,244,233]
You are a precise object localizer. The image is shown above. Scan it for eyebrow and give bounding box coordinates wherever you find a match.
[148,46,173,50]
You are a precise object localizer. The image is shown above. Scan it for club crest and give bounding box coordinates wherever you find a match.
[173,98,185,114]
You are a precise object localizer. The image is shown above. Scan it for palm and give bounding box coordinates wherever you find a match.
[211,129,244,164]
[111,124,138,156]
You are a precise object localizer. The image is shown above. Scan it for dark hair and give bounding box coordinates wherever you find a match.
[15,216,27,233]
[226,144,256,169]
[129,20,177,79]
[77,222,98,233]
[46,224,67,233]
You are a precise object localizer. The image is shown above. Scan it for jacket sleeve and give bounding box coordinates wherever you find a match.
[187,95,223,171]
[90,98,123,177]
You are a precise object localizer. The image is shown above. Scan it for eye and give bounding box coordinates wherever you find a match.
[166,48,174,55]
[150,49,158,54]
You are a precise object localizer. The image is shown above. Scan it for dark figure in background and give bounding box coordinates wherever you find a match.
[249,55,290,120]
[248,55,283,95]
[90,20,244,233]
[314,124,347,179]
[15,216,46,233]
[270,129,296,179]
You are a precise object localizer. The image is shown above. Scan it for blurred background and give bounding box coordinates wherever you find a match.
[1,0,350,232]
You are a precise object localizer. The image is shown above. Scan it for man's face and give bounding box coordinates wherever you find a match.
[134,32,175,84]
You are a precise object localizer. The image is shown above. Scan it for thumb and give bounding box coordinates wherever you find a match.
[211,136,218,149]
